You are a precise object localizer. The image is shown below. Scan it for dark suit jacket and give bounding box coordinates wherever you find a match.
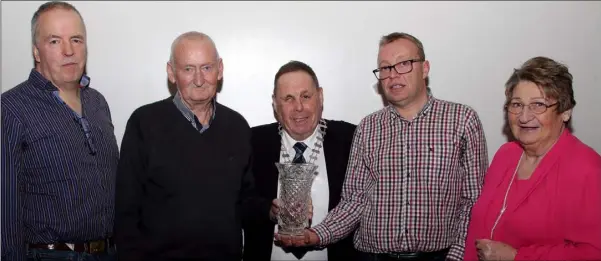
[243,119,359,261]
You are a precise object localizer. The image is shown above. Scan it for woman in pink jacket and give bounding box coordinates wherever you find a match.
[464,56,601,261]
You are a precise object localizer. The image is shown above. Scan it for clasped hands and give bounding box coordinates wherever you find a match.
[475,239,517,261]
[270,198,320,247]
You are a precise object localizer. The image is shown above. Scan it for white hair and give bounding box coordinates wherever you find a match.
[169,31,220,65]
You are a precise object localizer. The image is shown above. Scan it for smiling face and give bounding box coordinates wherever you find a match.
[377,38,430,108]
[33,8,87,88]
[273,70,323,141]
[508,81,571,149]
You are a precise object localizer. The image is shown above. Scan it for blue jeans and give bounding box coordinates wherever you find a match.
[27,246,116,261]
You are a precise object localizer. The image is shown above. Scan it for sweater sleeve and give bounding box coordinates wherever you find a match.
[114,110,147,261]
[239,124,271,228]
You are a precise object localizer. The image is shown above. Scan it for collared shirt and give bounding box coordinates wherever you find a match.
[312,96,489,261]
[273,127,329,260]
[172,91,216,133]
[1,69,120,261]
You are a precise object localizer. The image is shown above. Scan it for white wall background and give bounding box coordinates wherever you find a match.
[2,1,601,161]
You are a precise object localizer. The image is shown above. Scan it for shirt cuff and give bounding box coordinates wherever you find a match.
[446,244,464,261]
[310,224,332,247]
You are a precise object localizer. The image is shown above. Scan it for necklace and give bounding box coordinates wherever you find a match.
[489,154,522,239]
[489,135,560,239]
[279,119,327,164]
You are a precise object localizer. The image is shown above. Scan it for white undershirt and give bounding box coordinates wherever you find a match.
[271,128,329,260]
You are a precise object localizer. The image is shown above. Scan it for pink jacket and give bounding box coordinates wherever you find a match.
[464,130,601,260]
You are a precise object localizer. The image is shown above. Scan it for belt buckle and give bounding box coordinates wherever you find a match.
[388,252,419,259]
[88,240,106,254]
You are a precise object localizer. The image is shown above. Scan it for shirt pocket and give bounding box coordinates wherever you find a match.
[26,123,58,144]
[23,127,61,169]
[417,140,462,190]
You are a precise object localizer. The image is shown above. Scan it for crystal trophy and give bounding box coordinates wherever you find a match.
[275,162,318,236]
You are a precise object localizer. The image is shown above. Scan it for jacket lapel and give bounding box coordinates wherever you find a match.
[266,123,283,200]
[323,119,333,181]
[322,119,341,211]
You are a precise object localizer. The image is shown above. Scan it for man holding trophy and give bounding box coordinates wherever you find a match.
[243,61,359,261]
[273,32,489,261]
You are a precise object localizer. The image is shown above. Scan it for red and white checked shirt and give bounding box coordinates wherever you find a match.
[312,96,489,261]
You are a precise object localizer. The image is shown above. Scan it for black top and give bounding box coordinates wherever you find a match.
[115,96,268,261]
[243,120,360,261]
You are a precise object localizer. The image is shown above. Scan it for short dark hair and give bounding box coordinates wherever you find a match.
[31,1,85,45]
[504,56,576,114]
[273,60,320,95]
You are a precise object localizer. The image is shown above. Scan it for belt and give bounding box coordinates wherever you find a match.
[28,238,114,254]
[374,248,450,260]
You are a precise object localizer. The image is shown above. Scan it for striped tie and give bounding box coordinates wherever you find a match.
[292,142,307,163]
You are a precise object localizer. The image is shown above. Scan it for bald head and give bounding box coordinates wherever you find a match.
[169,31,219,65]
[166,31,223,106]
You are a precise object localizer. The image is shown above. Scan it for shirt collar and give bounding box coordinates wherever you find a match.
[28,68,90,91]
[282,125,319,152]
[172,91,217,123]
[387,93,435,121]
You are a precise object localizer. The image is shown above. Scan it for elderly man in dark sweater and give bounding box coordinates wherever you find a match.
[114,31,268,261]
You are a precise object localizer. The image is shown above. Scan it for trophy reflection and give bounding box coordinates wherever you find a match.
[275,162,318,236]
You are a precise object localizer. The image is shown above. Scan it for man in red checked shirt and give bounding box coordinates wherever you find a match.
[275,32,489,261]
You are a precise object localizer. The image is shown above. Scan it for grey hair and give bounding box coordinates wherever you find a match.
[31,1,85,46]
[169,31,220,65]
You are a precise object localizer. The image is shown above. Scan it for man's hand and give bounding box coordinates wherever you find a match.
[476,239,517,261]
[269,199,280,223]
[269,198,313,223]
[274,228,320,248]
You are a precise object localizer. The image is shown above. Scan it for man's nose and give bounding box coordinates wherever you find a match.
[194,71,205,87]
[294,99,304,111]
[62,42,74,56]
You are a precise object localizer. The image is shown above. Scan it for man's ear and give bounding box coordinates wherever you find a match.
[318,87,324,106]
[33,45,41,63]
[272,94,283,122]
[217,58,224,80]
[167,62,176,84]
[422,60,430,80]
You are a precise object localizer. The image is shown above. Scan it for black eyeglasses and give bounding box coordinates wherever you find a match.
[373,58,424,80]
[505,101,558,115]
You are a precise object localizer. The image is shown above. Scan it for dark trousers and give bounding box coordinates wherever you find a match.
[27,246,116,261]
[357,248,449,261]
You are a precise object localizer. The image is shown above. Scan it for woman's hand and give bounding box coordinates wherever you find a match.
[476,239,517,261]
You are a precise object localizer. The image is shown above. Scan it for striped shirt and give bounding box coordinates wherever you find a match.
[1,69,120,261]
[312,95,489,261]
